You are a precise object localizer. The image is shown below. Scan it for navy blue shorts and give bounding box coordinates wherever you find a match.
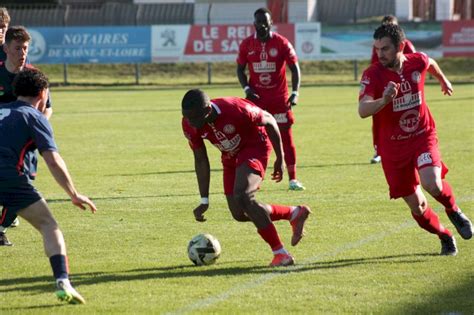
[0,180,42,227]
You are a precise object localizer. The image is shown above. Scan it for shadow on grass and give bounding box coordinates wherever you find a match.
[54,108,180,115]
[391,273,474,314]
[0,252,436,297]
[46,191,222,204]
[108,162,370,178]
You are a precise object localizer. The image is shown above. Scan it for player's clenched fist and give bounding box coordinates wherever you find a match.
[382,81,400,104]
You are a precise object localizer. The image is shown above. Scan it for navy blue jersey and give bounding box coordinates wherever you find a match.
[0,100,57,182]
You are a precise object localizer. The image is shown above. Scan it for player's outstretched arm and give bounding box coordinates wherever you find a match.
[41,150,97,213]
[261,111,284,182]
[358,81,400,118]
[192,146,210,222]
[427,58,453,96]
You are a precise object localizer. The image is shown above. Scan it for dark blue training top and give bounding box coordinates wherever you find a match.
[0,100,57,181]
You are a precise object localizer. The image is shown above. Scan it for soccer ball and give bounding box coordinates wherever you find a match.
[187,233,221,266]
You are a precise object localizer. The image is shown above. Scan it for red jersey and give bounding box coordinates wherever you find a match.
[359,52,436,158]
[182,97,271,160]
[371,39,416,64]
[236,32,298,110]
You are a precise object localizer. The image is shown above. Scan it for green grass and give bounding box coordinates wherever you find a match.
[1,84,473,314]
[37,57,474,86]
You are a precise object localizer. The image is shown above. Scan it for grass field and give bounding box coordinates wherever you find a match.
[0,83,473,314]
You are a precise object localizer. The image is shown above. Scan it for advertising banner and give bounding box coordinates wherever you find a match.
[152,23,319,63]
[442,20,474,57]
[28,27,151,64]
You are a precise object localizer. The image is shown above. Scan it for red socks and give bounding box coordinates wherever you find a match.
[411,208,452,238]
[269,205,292,221]
[280,128,297,180]
[257,223,283,251]
[433,181,458,214]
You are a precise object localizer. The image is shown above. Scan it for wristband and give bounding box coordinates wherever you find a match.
[200,197,209,205]
[291,91,299,96]
[244,86,251,93]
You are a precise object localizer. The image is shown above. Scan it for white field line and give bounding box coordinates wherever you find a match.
[167,219,417,315]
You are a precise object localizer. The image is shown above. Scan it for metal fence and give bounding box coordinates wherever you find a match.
[8,2,194,26]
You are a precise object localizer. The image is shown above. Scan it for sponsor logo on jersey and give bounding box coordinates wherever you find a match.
[417,152,433,167]
[393,91,422,112]
[400,80,412,93]
[274,113,288,123]
[223,124,235,134]
[252,61,276,73]
[412,71,421,84]
[259,73,272,85]
[213,134,241,155]
[399,109,420,133]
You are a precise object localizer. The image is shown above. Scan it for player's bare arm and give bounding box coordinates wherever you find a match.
[41,150,97,213]
[260,111,284,182]
[287,63,301,107]
[359,81,400,118]
[236,63,260,101]
[427,57,453,96]
[192,145,210,222]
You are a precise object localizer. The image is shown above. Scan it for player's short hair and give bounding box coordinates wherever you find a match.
[254,7,272,18]
[12,68,49,98]
[5,25,31,44]
[182,89,209,110]
[0,7,10,24]
[381,15,398,25]
[373,24,405,48]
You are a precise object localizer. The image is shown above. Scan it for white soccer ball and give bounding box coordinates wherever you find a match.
[187,233,221,266]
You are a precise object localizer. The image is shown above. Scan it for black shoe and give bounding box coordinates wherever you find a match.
[447,210,473,240]
[440,235,457,256]
[0,232,13,246]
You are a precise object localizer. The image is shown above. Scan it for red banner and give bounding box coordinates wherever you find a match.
[442,20,474,57]
[184,24,295,55]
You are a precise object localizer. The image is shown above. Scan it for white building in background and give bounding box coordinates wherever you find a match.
[133,0,463,23]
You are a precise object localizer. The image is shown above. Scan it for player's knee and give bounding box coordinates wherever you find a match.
[233,190,253,208]
[410,199,428,216]
[38,215,60,233]
[230,211,248,222]
[422,181,442,197]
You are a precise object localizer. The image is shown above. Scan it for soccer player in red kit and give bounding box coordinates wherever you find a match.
[359,24,472,255]
[369,15,416,164]
[236,8,304,191]
[181,89,311,266]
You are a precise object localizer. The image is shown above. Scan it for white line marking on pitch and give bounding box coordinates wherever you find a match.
[167,220,416,315]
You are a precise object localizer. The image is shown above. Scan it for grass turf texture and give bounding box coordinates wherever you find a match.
[0,84,472,314]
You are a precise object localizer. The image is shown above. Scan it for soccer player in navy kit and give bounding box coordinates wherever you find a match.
[0,69,97,304]
[0,26,53,242]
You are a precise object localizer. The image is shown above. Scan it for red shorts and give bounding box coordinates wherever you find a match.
[222,145,271,195]
[381,135,448,199]
[253,99,295,128]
